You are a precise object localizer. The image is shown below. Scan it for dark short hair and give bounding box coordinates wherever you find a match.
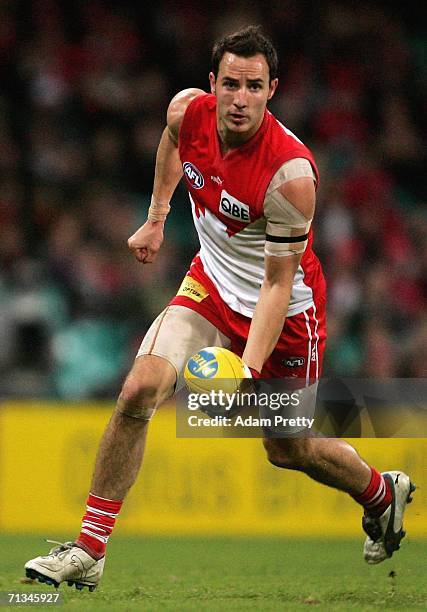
[211,25,278,82]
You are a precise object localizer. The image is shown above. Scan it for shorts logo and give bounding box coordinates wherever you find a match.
[284,357,305,367]
[176,275,208,303]
[219,190,250,222]
[183,162,204,189]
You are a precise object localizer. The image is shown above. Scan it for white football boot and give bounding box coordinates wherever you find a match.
[25,541,104,591]
[362,471,416,564]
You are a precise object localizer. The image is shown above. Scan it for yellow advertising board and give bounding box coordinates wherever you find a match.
[0,402,426,537]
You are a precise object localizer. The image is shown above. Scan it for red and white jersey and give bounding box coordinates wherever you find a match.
[178,93,326,318]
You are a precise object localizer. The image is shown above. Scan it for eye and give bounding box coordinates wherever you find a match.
[249,83,262,91]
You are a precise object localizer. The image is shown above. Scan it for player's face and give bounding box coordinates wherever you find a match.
[209,52,278,145]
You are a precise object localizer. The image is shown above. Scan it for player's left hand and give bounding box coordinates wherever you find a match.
[238,366,261,396]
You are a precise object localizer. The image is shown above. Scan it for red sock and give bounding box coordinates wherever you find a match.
[352,467,392,517]
[75,493,123,559]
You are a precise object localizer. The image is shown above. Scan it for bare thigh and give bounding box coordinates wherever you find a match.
[137,304,231,388]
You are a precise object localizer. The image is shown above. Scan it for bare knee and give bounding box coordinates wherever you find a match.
[119,376,158,408]
[263,438,312,470]
[118,356,176,418]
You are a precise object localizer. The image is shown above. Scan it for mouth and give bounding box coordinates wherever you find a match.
[228,112,248,124]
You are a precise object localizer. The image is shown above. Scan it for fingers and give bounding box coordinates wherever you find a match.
[134,248,148,263]
[239,378,256,394]
[127,222,164,265]
[127,232,162,264]
[132,247,159,264]
[127,236,150,262]
[133,248,156,264]
[142,249,157,264]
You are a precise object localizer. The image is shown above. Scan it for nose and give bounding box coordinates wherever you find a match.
[233,87,248,109]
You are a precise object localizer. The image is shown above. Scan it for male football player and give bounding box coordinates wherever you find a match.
[25,25,414,590]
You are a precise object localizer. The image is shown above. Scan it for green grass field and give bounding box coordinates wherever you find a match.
[0,535,425,611]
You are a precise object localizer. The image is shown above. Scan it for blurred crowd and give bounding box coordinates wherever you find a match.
[0,0,425,398]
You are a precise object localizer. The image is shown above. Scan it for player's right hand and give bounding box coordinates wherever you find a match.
[127,220,164,263]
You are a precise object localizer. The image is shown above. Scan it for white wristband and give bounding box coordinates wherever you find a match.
[148,195,170,222]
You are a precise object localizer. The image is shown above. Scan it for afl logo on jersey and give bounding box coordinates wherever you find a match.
[183,162,204,189]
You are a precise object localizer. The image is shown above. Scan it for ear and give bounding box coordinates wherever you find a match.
[267,78,278,100]
[209,72,216,95]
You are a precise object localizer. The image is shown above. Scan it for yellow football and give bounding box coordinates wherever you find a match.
[184,346,251,395]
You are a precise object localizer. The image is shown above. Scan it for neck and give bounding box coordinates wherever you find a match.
[217,115,264,155]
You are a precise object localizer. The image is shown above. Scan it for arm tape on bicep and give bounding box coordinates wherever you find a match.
[264,189,312,256]
[264,167,313,256]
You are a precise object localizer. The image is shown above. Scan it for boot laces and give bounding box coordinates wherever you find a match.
[45,539,76,559]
